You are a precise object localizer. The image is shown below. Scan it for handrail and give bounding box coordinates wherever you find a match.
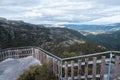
[62,51,120,61]
[34,47,62,61]
[0,46,62,61]
[0,46,33,51]
[0,46,120,61]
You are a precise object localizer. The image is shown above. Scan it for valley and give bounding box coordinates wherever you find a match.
[0,18,111,58]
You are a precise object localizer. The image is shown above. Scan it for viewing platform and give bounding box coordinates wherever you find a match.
[0,46,120,80]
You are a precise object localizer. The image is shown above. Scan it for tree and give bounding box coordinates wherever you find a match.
[17,63,56,80]
[62,51,77,58]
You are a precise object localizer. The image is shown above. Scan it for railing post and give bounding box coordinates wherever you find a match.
[78,60,81,80]
[71,61,74,80]
[108,51,113,80]
[113,56,120,80]
[31,48,33,57]
[92,57,97,80]
[65,61,68,80]
[60,60,63,80]
[84,58,88,80]
[8,50,10,58]
[100,56,106,80]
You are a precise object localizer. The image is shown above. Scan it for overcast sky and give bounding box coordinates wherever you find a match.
[0,0,120,25]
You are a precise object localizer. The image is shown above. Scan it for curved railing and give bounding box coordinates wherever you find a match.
[0,47,32,61]
[0,46,120,80]
[0,46,61,62]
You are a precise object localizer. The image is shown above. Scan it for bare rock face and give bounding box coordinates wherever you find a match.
[0,56,41,80]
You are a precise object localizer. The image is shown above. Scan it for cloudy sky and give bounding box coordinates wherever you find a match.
[0,0,120,25]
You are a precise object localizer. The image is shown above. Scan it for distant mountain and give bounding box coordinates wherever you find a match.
[0,18,109,57]
[86,30,120,50]
[61,24,120,50]
[62,24,120,32]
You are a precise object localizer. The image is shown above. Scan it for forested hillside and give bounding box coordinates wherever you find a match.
[87,30,120,50]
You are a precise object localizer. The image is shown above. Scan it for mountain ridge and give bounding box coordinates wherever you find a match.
[0,17,109,57]
[62,24,120,32]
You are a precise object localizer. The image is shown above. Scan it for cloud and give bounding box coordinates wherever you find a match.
[83,15,120,25]
[93,0,120,6]
[0,0,120,25]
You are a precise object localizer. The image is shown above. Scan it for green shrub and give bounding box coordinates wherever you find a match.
[17,63,56,80]
[62,51,77,58]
